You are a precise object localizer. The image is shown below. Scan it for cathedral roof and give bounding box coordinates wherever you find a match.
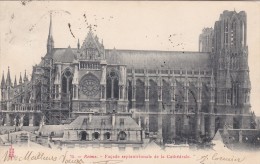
[105,49,210,70]
[51,47,77,63]
[66,115,141,130]
[48,48,210,70]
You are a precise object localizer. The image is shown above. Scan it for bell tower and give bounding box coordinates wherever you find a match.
[212,10,251,129]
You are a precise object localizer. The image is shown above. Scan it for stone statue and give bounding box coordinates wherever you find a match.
[40,115,46,126]
[13,117,17,126]
[19,114,24,127]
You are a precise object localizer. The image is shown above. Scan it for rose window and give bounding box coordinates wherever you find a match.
[80,74,100,97]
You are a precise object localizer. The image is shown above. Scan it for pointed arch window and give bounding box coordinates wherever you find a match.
[106,70,119,99]
[127,80,132,109]
[136,79,145,110]
[231,20,237,47]
[241,21,245,46]
[61,69,73,98]
[224,20,229,46]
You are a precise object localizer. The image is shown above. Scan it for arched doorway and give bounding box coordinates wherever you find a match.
[92,132,100,140]
[15,115,20,126]
[104,132,111,140]
[118,131,127,140]
[34,114,41,126]
[136,79,145,111]
[23,114,29,126]
[215,117,221,133]
[79,131,88,141]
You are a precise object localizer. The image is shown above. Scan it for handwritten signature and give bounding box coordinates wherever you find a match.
[2,150,123,164]
[197,153,245,164]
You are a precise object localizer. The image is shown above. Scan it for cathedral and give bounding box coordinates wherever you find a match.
[0,10,255,144]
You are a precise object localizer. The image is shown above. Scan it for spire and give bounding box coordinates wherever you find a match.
[23,70,28,82]
[6,67,12,86]
[77,38,80,49]
[47,12,54,54]
[14,75,17,87]
[49,12,53,37]
[19,72,22,84]
[1,71,5,89]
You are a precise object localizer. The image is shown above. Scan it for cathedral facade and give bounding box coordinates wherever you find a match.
[0,10,254,143]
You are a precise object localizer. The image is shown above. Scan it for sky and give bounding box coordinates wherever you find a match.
[0,1,259,115]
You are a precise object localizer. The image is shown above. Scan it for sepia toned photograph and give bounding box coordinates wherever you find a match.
[0,1,260,164]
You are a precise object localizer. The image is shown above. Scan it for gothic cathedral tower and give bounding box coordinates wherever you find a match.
[212,10,251,129]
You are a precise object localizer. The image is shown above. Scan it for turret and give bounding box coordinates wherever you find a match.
[23,70,28,82]
[14,75,17,87]
[199,27,214,52]
[5,67,12,87]
[19,73,23,84]
[1,71,5,101]
[1,71,5,89]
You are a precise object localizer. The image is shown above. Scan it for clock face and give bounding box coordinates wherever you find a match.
[80,74,100,97]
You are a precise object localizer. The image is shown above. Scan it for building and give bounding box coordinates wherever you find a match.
[0,10,255,144]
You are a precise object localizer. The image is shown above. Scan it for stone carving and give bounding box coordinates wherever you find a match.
[80,102,101,108]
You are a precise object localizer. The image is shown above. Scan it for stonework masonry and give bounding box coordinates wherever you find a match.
[0,10,255,143]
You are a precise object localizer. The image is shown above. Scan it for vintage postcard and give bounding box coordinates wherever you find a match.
[0,1,260,164]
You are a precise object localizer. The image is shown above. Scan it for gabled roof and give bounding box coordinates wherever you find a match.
[105,49,210,70]
[66,115,141,130]
[81,29,103,53]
